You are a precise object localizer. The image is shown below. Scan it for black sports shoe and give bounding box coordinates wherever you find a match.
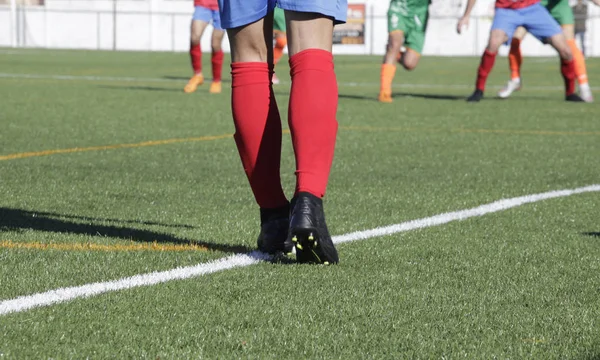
[467,89,484,102]
[288,192,339,265]
[565,93,585,102]
[257,204,293,255]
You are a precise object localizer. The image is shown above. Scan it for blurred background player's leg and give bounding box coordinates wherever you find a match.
[184,5,210,93]
[498,26,526,98]
[282,4,345,265]
[467,9,513,102]
[561,27,592,101]
[272,7,287,85]
[524,3,581,101]
[379,1,405,103]
[209,9,225,94]
[546,0,592,101]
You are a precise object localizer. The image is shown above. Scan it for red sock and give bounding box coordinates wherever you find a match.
[476,50,497,91]
[211,50,224,82]
[231,62,287,209]
[190,43,202,74]
[561,58,576,96]
[288,49,338,198]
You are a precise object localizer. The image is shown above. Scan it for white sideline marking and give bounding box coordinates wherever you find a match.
[1,184,599,316]
[1,72,597,91]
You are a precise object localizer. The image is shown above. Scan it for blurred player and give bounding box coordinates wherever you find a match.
[272,7,287,85]
[379,0,431,103]
[184,0,225,94]
[217,0,347,264]
[498,0,600,102]
[458,0,583,102]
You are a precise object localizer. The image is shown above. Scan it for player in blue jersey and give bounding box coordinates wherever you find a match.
[217,0,347,264]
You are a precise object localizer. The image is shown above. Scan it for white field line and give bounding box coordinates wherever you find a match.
[1,72,596,91]
[1,184,599,316]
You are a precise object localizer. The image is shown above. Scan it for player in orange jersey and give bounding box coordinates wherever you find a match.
[184,0,225,94]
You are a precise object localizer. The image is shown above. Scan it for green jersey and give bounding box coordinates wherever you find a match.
[540,0,564,7]
[389,0,431,17]
[274,7,286,32]
[541,0,574,25]
[387,0,430,53]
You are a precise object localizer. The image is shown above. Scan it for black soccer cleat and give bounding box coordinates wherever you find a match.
[257,204,293,255]
[565,93,585,102]
[288,192,339,265]
[467,89,484,102]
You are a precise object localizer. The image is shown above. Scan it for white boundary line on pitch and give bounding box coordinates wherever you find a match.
[1,72,597,91]
[1,184,599,316]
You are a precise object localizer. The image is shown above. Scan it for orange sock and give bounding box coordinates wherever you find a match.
[380,63,396,94]
[508,38,522,80]
[273,36,287,65]
[567,39,588,85]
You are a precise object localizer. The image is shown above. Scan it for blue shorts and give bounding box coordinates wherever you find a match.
[217,0,347,29]
[193,6,223,30]
[492,3,562,44]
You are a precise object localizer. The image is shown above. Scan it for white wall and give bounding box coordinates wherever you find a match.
[1,0,599,56]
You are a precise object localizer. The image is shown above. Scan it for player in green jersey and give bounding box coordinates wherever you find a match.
[379,0,431,103]
[498,0,600,102]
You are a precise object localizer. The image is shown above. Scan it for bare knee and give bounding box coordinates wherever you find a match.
[487,30,507,53]
[190,33,202,46]
[400,50,420,71]
[548,34,573,60]
[558,46,572,60]
[211,42,222,53]
[211,30,225,53]
[387,32,404,53]
[384,31,404,64]
[227,22,269,63]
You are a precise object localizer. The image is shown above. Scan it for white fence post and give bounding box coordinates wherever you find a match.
[9,0,17,47]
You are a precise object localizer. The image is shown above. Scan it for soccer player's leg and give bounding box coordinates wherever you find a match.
[560,24,592,101]
[549,0,592,101]
[525,4,582,101]
[279,0,347,264]
[209,10,225,94]
[272,7,287,84]
[219,0,292,255]
[468,10,513,102]
[498,26,526,98]
[379,5,406,103]
[184,7,210,93]
[379,30,404,103]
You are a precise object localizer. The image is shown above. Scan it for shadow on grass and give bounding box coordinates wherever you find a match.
[163,75,231,83]
[339,92,553,102]
[339,92,465,102]
[0,207,252,254]
[582,232,600,238]
[98,85,182,93]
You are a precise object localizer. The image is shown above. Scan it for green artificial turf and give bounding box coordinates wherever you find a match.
[1,48,599,358]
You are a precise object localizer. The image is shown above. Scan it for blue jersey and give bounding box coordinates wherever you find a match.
[218,0,347,29]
